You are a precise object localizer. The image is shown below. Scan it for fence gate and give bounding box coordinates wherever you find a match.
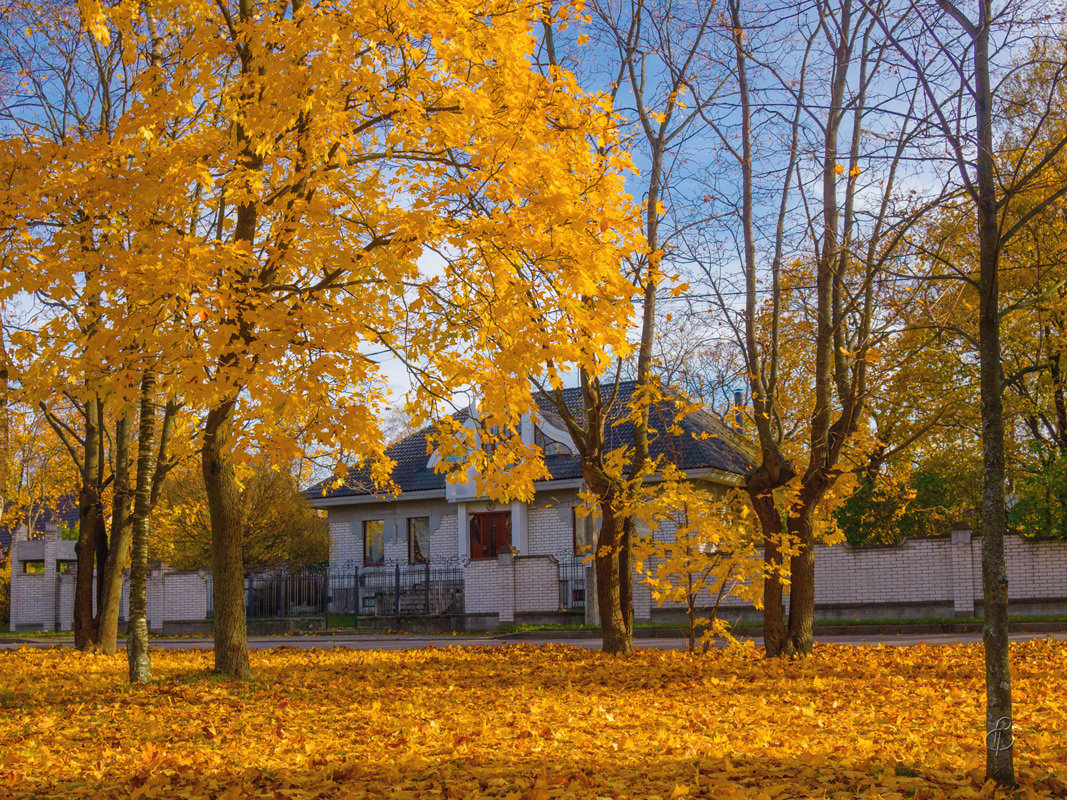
[328,564,464,621]
[244,572,328,621]
[558,559,586,611]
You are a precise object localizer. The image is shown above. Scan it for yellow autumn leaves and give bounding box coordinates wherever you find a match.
[1,640,1065,799]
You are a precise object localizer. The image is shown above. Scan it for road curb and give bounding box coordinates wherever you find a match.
[497,620,1067,641]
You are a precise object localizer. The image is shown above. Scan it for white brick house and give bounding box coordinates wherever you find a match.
[305,381,755,628]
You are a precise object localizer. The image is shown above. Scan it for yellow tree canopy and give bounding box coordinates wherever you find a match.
[0,0,640,501]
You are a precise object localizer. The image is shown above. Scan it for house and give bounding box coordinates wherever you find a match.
[305,380,757,629]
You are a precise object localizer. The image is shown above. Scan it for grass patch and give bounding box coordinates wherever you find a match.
[0,628,72,639]
[813,614,1067,627]
[496,620,591,633]
[325,612,357,630]
[894,763,922,778]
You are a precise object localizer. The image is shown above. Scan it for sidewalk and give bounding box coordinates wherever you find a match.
[4,623,1067,651]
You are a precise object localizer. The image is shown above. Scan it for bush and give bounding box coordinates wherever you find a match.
[1011,452,1067,539]
[835,466,980,547]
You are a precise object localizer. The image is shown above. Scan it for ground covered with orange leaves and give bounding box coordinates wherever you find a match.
[2,640,1066,799]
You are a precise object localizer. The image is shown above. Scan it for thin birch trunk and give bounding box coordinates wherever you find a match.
[127,371,159,683]
[968,0,1013,783]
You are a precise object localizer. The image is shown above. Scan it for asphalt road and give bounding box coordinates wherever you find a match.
[3,630,1065,651]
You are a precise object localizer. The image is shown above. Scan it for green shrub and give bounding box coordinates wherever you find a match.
[1011,452,1067,539]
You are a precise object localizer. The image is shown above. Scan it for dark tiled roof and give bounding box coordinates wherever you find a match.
[305,380,756,501]
[0,496,80,546]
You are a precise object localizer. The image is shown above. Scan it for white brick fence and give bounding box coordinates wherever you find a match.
[654,527,1067,624]
[808,527,1067,620]
[8,525,1067,630]
[8,528,209,633]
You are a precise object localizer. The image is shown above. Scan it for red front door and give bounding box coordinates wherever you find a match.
[470,511,512,559]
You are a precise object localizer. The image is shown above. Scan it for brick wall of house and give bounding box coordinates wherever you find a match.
[432,514,459,563]
[527,490,580,558]
[326,500,458,571]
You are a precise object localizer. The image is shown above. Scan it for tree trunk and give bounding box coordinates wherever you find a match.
[785,505,817,656]
[73,395,103,649]
[750,490,787,656]
[729,0,800,659]
[94,478,109,620]
[127,371,158,683]
[584,462,632,655]
[96,414,132,655]
[686,573,697,654]
[971,1,1014,784]
[203,400,252,679]
[619,516,634,644]
[595,560,628,653]
[595,508,632,655]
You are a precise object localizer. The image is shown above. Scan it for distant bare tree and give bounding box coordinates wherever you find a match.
[688,0,938,656]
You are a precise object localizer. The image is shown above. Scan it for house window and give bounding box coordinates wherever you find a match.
[56,560,78,575]
[469,511,511,559]
[408,517,430,564]
[572,507,587,556]
[535,426,573,456]
[22,560,45,574]
[363,520,385,566]
[480,424,503,456]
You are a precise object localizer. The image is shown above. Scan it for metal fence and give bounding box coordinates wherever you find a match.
[246,572,327,619]
[328,564,465,618]
[558,559,586,611]
[206,566,465,624]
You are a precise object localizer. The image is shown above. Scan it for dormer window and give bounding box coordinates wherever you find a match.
[481,424,499,456]
[534,425,573,456]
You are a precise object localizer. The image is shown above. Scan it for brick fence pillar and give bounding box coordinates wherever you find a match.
[497,550,515,624]
[949,522,975,617]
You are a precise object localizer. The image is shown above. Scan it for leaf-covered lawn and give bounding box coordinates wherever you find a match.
[2,641,1066,799]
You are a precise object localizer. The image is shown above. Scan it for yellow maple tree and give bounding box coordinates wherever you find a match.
[0,0,639,677]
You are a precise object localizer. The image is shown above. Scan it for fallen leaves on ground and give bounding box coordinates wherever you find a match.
[1,639,1065,798]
